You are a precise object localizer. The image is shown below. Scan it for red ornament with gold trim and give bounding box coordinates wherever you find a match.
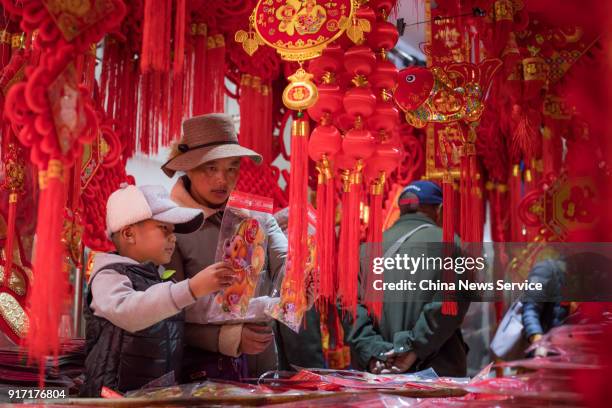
[252,0,354,62]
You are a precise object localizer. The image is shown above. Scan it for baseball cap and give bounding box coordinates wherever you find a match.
[398,180,443,206]
[106,184,204,238]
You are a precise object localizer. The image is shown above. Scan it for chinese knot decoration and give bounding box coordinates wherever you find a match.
[2,0,126,370]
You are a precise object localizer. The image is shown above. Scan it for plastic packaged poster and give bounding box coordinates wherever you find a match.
[214,191,274,318]
[268,204,317,332]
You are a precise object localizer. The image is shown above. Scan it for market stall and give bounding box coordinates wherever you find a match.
[0,0,610,406]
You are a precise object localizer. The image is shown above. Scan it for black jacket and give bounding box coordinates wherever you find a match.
[80,262,184,397]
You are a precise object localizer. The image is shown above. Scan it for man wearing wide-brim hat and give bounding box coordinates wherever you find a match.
[163,113,287,380]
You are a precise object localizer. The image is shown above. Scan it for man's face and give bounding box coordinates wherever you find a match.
[187,157,241,206]
[130,220,176,265]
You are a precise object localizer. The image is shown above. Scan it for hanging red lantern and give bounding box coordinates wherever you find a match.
[307,84,343,123]
[343,45,377,77]
[370,0,396,17]
[368,100,399,136]
[343,128,376,161]
[307,43,344,80]
[342,87,377,118]
[370,59,398,93]
[309,125,343,163]
[334,149,358,172]
[368,21,399,52]
[356,6,377,29]
[365,137,403,182]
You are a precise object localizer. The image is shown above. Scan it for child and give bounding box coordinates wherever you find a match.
[80,184,234,396]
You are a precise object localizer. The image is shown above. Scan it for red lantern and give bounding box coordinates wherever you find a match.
[343,45,377,77]
[308,43,344,80]
[356,5,377,28]
[343,87,377,118]
[370,59,398,92]
[365,136,403,182]
[368,100,399,135]
[308,125,343,162]
[307,84,344,122]
[334,149,357,171]
[368,21,399,51]
[334,112,356,133]
[343,128,376,161]
[370,0,396,17]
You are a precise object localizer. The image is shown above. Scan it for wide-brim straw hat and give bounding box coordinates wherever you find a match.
[162,113,262,177]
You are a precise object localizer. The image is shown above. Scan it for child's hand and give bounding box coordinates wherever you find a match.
[189,262,235,297]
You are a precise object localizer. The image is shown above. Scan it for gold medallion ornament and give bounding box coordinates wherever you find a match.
[239,0,356,110]
[250,0,355,61]
[282,68,319,110]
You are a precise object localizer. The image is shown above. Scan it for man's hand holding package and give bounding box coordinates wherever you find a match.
[188,262,235,298]
[368,358,386,374]
[240,324,274,355]
[369,350,417,374]
[380,350,417,374]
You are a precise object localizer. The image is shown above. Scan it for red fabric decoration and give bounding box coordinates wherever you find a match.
[2,0,124,380]
[140,0,171,73]
[238,75,273,163]
[284,115,310,318]
[308,124,341,307]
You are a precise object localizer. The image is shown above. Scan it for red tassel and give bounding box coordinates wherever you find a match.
[339,161,364,317]
[442,176,454,243]
[337,170,352,315]
[541,120,564,176]
[172,0,186,75]
[441,298,458,316]
[26,160,69,383]
[204,33,225,113]
[459,153,470,240]
[3,193,18,287]
[239,74,253,149]
[261,82,273,162]
[364,181,383,320]
[285,116,310,311]
[315,158,336,307]
[189,21,208,116]
[471,157,485,242]
[1,138,23,287]
[169,0,187,144]
[315,174,327,303]
[324,172,336,303]
[509,164,523,241]
[141,0,172,73]
[441,174,457,315]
